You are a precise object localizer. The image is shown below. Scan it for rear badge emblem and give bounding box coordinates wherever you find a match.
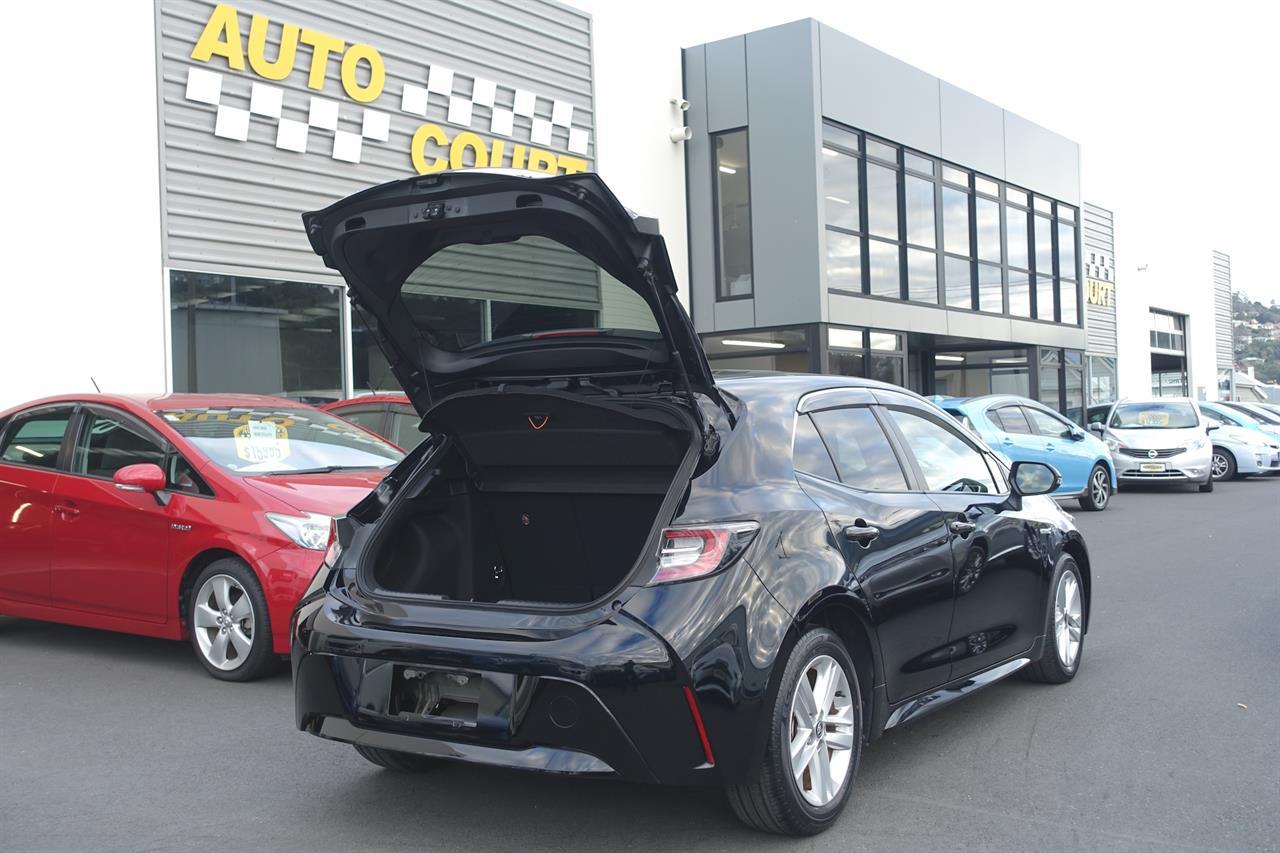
[527,414,550,430]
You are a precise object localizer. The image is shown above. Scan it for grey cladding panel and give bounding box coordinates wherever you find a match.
[939,82,1004,179]
[682,45,717,332]
[704,36,748,132]
[1004,113,1080,204]
[744,21,823,327]
[818,24,940,155]
[158,0,596,289]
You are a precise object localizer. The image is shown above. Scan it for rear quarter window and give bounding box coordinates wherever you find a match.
[792,414,838,481]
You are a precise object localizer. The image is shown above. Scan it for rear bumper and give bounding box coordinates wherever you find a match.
[292,593,721,786]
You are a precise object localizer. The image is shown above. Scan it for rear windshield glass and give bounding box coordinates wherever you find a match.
[1109,402,1198,429]
[157,407,403,474]
[401,235,660,352]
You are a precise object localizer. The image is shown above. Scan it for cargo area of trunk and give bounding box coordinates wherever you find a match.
[366,389,696,606]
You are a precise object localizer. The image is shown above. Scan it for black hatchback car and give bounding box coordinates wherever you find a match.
[291,171,1091,836]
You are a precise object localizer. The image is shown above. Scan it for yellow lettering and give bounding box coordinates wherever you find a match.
[488,139,507,168]
[191,3,245,70]
[411,124,449,174]
[299,28,345,90]
[450,132,490,169]
[510,144,527,170]
[527,149,557,174]
[341,43,385,103]
[557,155,589,175]
[247,15,298,80]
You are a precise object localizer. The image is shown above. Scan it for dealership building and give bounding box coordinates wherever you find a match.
[1,1,1238,417]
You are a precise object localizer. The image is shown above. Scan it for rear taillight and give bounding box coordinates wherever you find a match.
[322,517,341,570]
[650,522,759,585]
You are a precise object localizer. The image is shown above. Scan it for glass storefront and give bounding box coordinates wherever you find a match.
[933,350,1031,398]
[1149,310,1189,398]
[170,271,344,403]
[1087,355,1118,406]
[701,327,813,372]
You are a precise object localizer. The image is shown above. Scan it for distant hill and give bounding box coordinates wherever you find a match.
[1233,292,1280,384]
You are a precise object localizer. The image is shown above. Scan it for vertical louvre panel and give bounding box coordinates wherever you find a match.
[1212,250,1232,371]
[1082,203,1116,357]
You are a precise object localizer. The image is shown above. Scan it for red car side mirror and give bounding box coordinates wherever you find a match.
[113,463,167,494]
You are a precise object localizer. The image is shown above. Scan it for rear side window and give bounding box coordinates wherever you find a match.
[792,414,838,481]
[810,408,908,491]
[989,405,1032,434]
[336,406,387,435]
[389,409,428,450]
[0,409,73,469]
[888,409,997,494]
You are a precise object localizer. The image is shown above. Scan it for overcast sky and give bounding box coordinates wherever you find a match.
[608,0,1279,304]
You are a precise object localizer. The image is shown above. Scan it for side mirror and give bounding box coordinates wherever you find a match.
[1206,423,1220,432]
[1009,460,1061,497]
[1087,422,1105,435]
[1066,429,1086,441]
[113,463,166,494]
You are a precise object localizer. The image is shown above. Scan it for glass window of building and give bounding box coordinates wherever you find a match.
[170,271,343,402]
[904,152,934,175]
[933,350,1031,398]
[974,175,999,197]
[825,231,862,292]
[1006,186,1029,206]
[942,164,969,187]
[866,161,899,241]
[945,256,973,309]
[942,186,971,257]
[823,147,860,232]
[1059,279,1079,325]
[1006,206,1030,271]
[904,174,936,249]
[824,229,865,292]
[823,122,860,152]
[1088,356,1118,405]
[1034,214,1054,277]
[713,130,753,299]
[1036,275,1055,321]
[702,327,811,373]
[977,263,1003,313]
[868,238,901,298]
[1008,271,1031,318]
[907,248,938,304]
[975,197,1001,263]
[865,137,898,164]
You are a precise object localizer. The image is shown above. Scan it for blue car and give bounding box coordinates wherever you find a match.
[936,395,1117,511]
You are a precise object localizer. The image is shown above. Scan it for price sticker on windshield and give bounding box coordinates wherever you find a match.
[233,420,291,464]
[1136,411,1170,427]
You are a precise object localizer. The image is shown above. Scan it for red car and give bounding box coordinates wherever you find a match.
[0,393,404,681]
[321,394,427,449]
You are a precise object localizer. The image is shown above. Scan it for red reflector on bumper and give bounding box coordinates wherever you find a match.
[682,685,715,767]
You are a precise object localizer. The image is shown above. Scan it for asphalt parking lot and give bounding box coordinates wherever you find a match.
[3,478,1278,853]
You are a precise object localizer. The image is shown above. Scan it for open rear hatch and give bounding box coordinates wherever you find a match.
[303,170,719,414]
[302,171,722,610]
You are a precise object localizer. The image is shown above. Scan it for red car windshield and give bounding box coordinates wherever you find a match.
[157,407,404,474]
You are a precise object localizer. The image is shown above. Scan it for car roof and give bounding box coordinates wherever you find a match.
[714,372,934,406]
[938,394,1047,412]
[1,392,320,418]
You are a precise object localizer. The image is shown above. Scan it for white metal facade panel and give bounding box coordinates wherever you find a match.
[157,0,596,285]
[1213,250,1232,371]
[1083,203,1117,357]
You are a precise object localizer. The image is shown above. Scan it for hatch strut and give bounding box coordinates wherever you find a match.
[637,253,719,455]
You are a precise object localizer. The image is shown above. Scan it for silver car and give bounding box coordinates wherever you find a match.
[1090,398,1215,492]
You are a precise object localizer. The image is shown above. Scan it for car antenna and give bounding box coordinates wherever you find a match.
[90,376,102,392]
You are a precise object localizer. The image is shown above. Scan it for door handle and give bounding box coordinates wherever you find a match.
[1001,437,1014,445]
[53,503,80,519]
[843,522,880,547]
[1044,444,1056,452]
[949,520,977,536]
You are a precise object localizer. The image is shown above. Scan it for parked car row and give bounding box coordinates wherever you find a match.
[938,394,1280,510]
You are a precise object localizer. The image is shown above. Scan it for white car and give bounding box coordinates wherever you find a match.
[1202,415,1280,480]
[1089,398,1215,492]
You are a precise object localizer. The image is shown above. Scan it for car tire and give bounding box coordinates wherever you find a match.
[1076,463,1111,512]
[1210,447,1236,482]
[1199,476,1214,493]
[727,627,862,836]
[188,558,276,682]
[352,743,439,772]
[1021,554,1085,684]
